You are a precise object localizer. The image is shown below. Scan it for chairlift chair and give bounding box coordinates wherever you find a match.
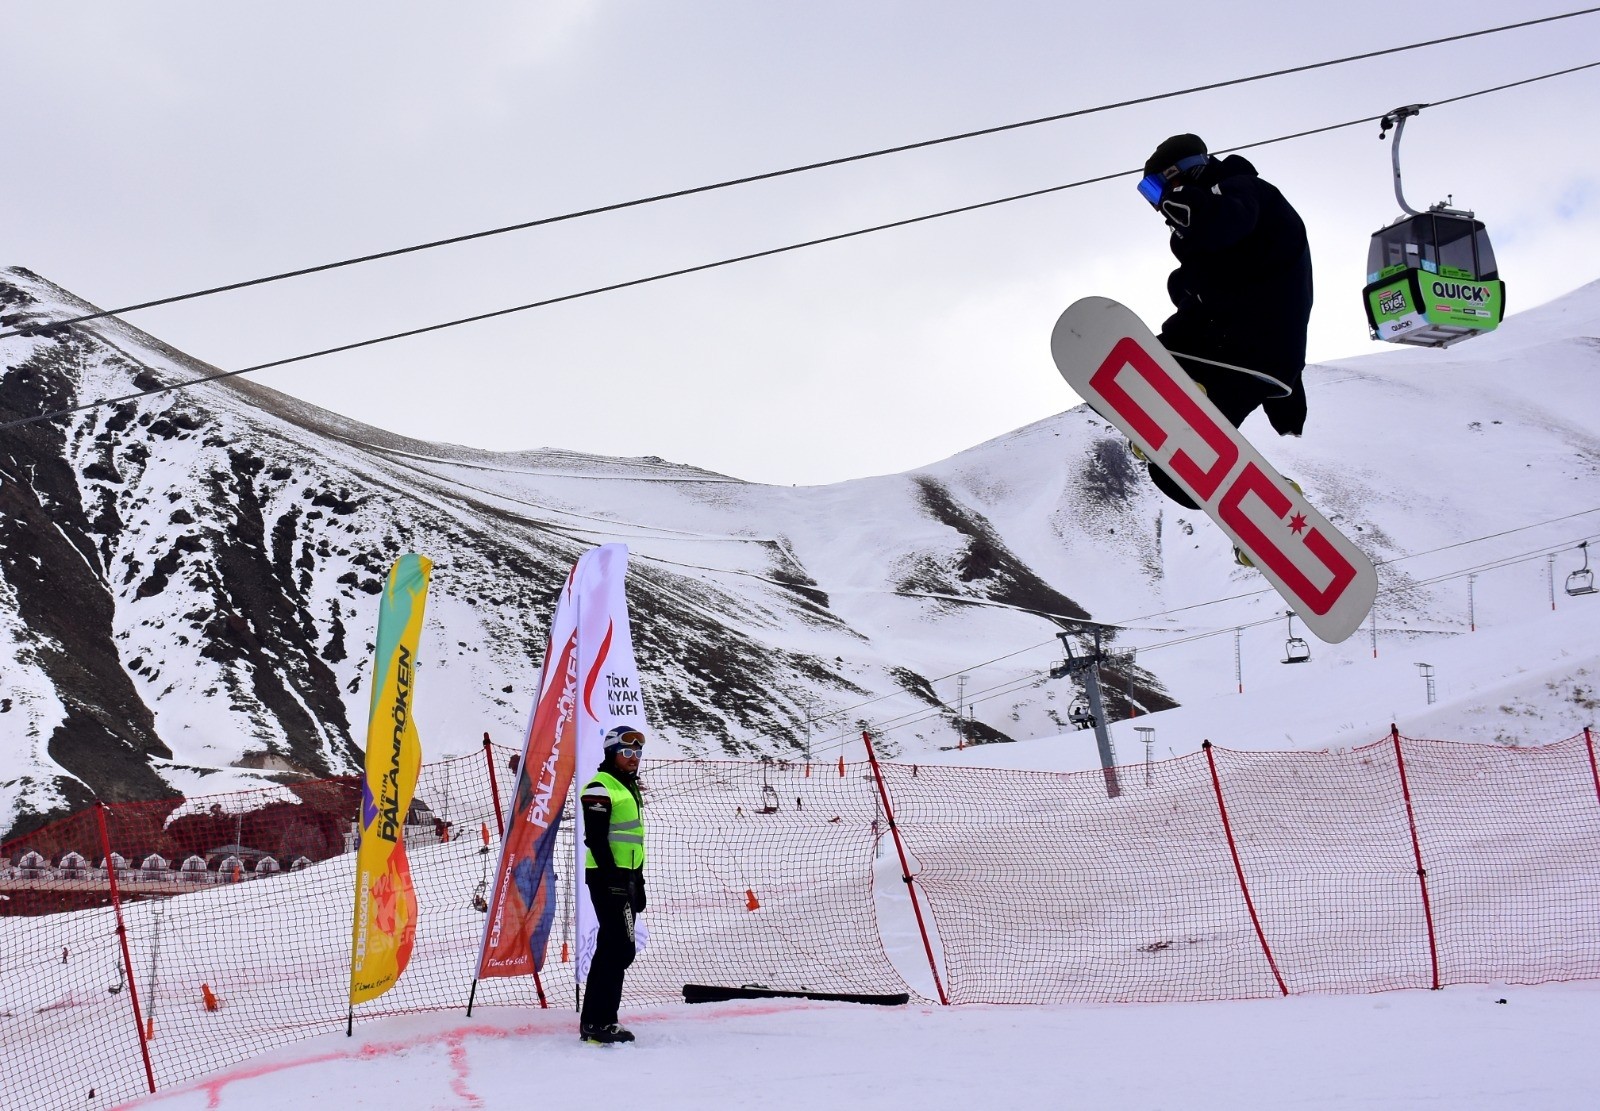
[1282,613,1311,664]
[757,757,780,814]
[1362,105,1506,348]
[1566,541,1597,597]
[1067,696,1095,730]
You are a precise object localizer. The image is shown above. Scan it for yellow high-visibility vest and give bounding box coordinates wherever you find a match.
[583,771,645,870]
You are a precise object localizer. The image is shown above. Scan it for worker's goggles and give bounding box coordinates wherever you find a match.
[607,729,646,756]
[1137,154,1207,207]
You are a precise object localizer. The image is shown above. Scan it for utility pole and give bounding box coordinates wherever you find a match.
[1050,630,1120,799]
[955,675,967,750]
[1136,726,1155,787]
[1468,574,1477,632]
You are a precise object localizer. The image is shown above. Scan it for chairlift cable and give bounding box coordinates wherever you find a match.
[508,509,1600,776]
[4,8,1597,344]
[789,513,1600,758]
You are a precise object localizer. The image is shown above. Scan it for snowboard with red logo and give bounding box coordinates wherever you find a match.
[1050,296,1376,644]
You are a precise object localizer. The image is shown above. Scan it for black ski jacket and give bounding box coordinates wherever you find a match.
[1155,154,1313,434]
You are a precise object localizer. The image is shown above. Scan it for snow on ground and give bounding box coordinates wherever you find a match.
[120,982,1600,1110]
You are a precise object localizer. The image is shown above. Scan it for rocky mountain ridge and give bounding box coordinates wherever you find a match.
[0,266,1176,842]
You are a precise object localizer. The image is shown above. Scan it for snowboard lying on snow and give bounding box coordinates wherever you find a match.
[683,983,909,1006]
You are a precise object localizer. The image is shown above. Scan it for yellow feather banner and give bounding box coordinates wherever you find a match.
[348,553,432,1006]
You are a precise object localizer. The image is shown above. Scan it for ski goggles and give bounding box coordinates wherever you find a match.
[1137,154,1208,207]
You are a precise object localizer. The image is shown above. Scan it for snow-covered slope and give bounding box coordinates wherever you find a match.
[1,266,1597,841]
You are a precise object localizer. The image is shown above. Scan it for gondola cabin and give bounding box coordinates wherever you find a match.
[1363,208,1505,348]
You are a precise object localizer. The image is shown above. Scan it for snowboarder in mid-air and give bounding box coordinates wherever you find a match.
[1136,133,1314,508]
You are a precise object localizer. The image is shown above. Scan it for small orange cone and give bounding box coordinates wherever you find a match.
[201,983,220,1012]
[745,889,761,911]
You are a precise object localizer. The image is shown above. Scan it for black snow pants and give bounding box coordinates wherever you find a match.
[1145,350,1306,510]
[580,874,637,1028]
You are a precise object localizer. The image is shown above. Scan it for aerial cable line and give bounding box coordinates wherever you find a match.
[753,517,1600,757]
[904,509,1600,701]
[1102,505,1600,630]
[3,8,1597,343]
[473,510,1600,779]
[7,59,1597,436]
[663,515,1600,768]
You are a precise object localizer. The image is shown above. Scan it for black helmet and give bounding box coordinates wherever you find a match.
[1144,133,1207,177]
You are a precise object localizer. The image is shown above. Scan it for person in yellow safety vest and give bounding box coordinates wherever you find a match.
[579,724,648,1044]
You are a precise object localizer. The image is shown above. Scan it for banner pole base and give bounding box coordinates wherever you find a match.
[466,979,479,1017]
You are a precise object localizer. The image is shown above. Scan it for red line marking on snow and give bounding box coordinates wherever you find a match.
[112,1020,562,1109]
[113,1003,838,1108]
[446,1030,482,1109]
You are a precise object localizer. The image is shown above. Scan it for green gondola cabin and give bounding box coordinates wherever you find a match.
[1362,208,1506,347]
[1362,104,1507,349]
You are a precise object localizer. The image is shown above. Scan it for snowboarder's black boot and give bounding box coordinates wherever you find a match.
[580,1022,635,1044]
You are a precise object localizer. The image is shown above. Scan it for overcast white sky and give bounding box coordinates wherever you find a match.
[4,2,1597,485]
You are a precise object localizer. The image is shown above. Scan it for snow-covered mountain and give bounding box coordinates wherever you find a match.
[2,265,1597,843]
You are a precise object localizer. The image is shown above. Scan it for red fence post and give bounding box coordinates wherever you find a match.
[861,732,949,1005]
[482,732,506,835]
[1202,742,1288,995]
[96,801,157,1094]
[1585,727,1600,809]
[1391,725,1441,990]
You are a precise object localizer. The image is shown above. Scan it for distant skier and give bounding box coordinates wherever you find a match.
[1137,134,1314,507]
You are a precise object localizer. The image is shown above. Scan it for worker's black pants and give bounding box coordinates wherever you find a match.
[580,876,637,1028]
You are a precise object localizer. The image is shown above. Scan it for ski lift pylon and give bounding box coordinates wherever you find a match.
[1566,541,1597,598]
[1282,613,1311,665]
[1362,104,1505,348]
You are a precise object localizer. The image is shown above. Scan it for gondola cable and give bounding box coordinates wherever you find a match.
[1,7,1596,343]
[3,60,1596,435]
